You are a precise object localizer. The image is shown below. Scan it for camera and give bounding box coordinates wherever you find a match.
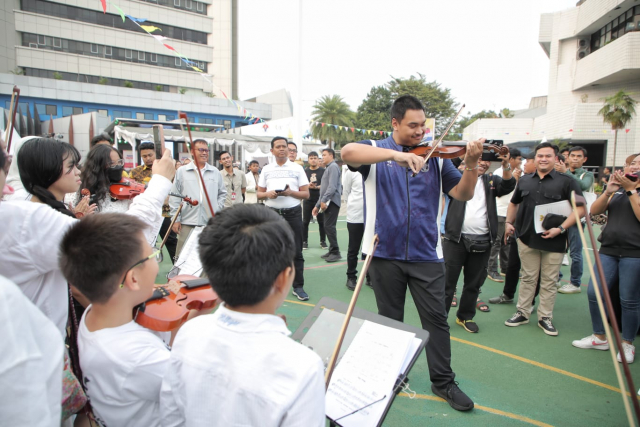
[481,139,504,161]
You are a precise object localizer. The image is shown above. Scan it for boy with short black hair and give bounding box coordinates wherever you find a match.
[60,213,197,427]
[161,204,325,427]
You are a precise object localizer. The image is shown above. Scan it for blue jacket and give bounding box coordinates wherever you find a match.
[350,137,461,262]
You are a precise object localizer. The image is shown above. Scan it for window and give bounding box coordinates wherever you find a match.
[62,106,73,117]
[35,103,46,114]
[37,35,45,45]
[197,1,203,11]
[136,112,145,119]
[125,49,132,59]
[166,115,175,121]
[53,37,61,48]
[138,51,145,61]
[105,46,112,56]
[223,120,231,130]
[185,0,192,9]
[175,57,181,66]
[144,113,154,120]
[174,0,180,5]
[113,110,132,119]
[90,44,98,54]
[73,107,83,115]
[98,109,108,116]
[29,43,37,48]
[158,114,166,121]
[46,105,57,116]
[149,53,157,63]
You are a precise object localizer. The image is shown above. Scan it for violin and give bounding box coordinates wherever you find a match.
[409,140,510,160]
[109,177,146,200]
[134,274,219,332]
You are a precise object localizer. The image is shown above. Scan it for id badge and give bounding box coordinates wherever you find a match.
[231,191,236,201]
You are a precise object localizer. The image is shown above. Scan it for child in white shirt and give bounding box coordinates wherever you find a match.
[59,214,202,427]
[161,204,326,427]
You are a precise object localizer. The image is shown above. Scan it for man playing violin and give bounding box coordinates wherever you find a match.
[341,95,483,412]
[59,214,206,427]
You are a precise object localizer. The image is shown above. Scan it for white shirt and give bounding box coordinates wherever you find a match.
[493,167,513,217]
[258,160,309,209]
[244,171,260,204]
[0,275,63,427]
[343,168,364,223]
[0,175,172,337]
[461,178,489,235]
[78,307,171,427]
[161,304,326,427]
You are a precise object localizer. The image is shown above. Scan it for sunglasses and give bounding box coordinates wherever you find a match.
[120,249,162,288]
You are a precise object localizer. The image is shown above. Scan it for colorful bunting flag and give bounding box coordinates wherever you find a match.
[100,0,107,13]
[164,44,175,51]
[126,15,147,23]
[141,25,161,33]
[112,3,126,21]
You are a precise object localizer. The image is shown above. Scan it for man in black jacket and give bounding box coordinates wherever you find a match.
[443,154,516,333]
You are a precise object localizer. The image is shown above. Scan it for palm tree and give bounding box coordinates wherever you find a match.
[310,95,354,149]
[598,90,637,170]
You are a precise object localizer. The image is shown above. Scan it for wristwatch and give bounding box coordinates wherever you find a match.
[558,225,566,234]
[627,189,638,196]
[504,164,511,170]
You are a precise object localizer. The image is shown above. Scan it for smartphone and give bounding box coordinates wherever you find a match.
[275,185,290,193]
[625,173,639,182]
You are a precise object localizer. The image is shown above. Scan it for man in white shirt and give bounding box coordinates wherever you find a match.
[161,204,325,427]
[244,160,261,204]
[342,168,371,290]
[258,137,310,301]
[220,150,246,207]
[170,139,227,258]
[487,148,522,282]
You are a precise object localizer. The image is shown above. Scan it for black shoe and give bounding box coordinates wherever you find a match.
[488,293,513,304]
[302,242,308,250]
[505,311,529,327]
[538,317,558,336]
[431,382,474,411]
[366,275,372,288]
[346,278,356,291]
[325,253,342,263]
[292,287,309,301]
[487,271,504,282]
[456,318,479,333]
[320,241,328,249]
[321,252,331,259]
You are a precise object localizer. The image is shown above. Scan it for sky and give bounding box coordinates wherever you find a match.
[237,0,578,121]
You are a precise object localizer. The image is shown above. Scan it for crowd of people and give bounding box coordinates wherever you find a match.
[0,93,639,425]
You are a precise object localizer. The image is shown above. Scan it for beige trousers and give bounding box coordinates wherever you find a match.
[175,224,196,261]
[516,239,564,319]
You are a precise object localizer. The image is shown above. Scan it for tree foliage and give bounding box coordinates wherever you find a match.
[310,94,355,148]
[598,90,637,169]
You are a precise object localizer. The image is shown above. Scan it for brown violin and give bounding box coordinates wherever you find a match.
[109,177,146,200]
[134,274,219,332]
[409,140,510,160]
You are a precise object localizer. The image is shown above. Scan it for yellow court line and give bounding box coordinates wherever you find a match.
[398,392,553,427]
[284,299,316,307]
[451,336,635,396]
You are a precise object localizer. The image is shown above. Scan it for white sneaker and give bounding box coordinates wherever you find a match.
[558,284,582,294]
[572,335,609,350]
[617,342,635,363]
[562,254,570,265]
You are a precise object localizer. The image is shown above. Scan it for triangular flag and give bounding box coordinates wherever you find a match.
[126,15,147,23]
[626,129,631,133]
[141,25,162,33]
[164,44,175,51]
[321,123,326,127]
[191,66,203,72]
[379,131,383,135]
[100,0,107,13]
[350,127,355,132]
[152,35,168,41]
[526,132,529,135]
[112,3,126,22]
[333,125,338,129]
[569,129,573,132]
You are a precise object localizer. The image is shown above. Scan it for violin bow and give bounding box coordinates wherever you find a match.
[158,194,198,255]
[423,103,465,163]
[570,192,640,426]
[4,86,20,153]
[325,234,379,389]
[178,112,216,219]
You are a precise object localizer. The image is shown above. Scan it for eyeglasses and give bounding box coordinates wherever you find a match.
[196,148,210,154]
[109,159,125,168]
[120,249,162,288]
[288,149,297,153]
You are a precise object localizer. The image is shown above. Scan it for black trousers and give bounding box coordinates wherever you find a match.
[502,236,540,302]
[347,222,364,278]
[273,205,305,289]
[369,258,455,388]
[443,238,492,321]
[323,203,340,254]
[159,216,178,264]
[302,199,325,244]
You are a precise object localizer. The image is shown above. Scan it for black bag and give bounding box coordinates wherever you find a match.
[461,234,491,253]
[541,213,566,231]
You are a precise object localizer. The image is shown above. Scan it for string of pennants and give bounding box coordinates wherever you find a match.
[309,121,392,137]
[475,128,632,136]
[97,0,265,125]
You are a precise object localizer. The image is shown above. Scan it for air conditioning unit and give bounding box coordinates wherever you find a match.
[576,37,590,60]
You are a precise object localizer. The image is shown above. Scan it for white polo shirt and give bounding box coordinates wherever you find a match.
[258,160,309,209]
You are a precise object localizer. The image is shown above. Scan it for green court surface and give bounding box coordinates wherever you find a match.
[158,219,639,427]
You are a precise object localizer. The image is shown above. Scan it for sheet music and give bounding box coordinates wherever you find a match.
[173,226,204,276]
[326,320,415,427]
[533,200,573,233]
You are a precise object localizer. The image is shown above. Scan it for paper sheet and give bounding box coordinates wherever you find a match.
[533,200,573,233]
[172,226,204,276]
[325,321,416,427]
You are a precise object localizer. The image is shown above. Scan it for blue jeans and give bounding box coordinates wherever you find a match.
[567,222,584,286]
[588,253,640,342]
